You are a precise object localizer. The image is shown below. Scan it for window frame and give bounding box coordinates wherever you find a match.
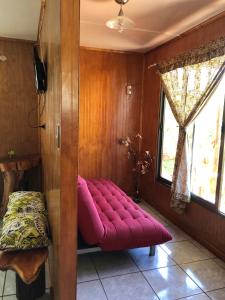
[157,91,225,217]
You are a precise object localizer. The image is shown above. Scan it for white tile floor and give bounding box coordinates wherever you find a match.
[1,202,225,300]
[77,202,225,300]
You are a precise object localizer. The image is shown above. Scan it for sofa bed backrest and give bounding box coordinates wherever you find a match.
[77,176,104,245]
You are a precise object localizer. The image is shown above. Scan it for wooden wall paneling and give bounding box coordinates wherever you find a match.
[39,0,79,299]
[0,39,39,159]
[0,39,39,200]
[141,15,225,260]
[79,49,144,195]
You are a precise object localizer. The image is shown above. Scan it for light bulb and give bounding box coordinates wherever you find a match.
[106,6,135,33]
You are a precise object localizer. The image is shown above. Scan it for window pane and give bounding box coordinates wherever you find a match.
[160,98,179,181]
[191,76,225,204]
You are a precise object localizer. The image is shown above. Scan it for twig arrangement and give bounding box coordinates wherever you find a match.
[118,134,152,202]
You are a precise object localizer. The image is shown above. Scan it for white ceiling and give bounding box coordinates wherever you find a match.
[0,0,224,50]
[0,0,42,41]
[81,0,225,52]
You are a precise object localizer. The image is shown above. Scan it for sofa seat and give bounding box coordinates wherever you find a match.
[78,177,172,251]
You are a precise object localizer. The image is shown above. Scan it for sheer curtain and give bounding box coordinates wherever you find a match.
[157,37,225,213]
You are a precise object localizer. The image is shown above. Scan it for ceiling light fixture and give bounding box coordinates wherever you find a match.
[106,0,135,33]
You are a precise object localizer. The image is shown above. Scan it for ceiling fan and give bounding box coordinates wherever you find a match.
[106,0,135,33]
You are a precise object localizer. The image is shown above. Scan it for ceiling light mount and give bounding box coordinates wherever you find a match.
[115,0,129,5]
[106,0,135,33]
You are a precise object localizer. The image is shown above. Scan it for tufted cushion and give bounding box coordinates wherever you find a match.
[78,177,172,251]
[77,176,104,245]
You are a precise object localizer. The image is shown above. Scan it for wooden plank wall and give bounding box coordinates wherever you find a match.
[79,48,144,195]
[0,39,39,197]
[141,15,225,260]
[0,39,38,159]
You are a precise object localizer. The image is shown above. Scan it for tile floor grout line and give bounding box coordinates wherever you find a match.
[94,269,141,281]
[176,264,206,293]
[89,253,109,300]
[175,291,211,299]
[128,248,178,271]
[213,258,225,270]
[127,249,160,300]
[204,286,225,293]
[179,257,220,266]
[140,271,160,300]
[160,248,218,265]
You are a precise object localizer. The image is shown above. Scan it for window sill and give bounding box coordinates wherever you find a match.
[156,177,225,218]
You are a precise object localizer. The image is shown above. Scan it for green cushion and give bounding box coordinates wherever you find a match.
[0,191,49,251]
[7,191,46,215]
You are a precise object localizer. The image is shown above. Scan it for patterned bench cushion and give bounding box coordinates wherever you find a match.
[0,191,49,251]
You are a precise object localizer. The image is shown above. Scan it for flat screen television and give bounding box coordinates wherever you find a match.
[33,46,47,93]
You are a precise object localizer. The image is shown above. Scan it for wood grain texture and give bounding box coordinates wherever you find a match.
[0,39,39,159]
[38,0,61,296]
[79,49,144,195]
[0,39,39,205]
[141,15,225,260]
[39,0,79,299]
[0,248,48,284]
[60,0,79,299]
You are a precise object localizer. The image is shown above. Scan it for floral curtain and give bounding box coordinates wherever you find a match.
[157,36,225,213]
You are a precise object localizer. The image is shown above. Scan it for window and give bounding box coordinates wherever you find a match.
[158,74,225,215]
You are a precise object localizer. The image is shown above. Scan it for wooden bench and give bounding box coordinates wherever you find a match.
[0,248,48,300]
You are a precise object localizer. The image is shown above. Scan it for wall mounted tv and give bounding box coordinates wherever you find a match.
[33,46,47,93]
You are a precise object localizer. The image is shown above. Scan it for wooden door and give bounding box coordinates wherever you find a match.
[39,0,79,299]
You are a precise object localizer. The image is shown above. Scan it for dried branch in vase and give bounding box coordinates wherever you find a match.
[118,134,152,203]
[118,134,152,175]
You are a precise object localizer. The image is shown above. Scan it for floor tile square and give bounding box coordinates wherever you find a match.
[214,258,225,269]
[91,251,138,278]
[190,240,215,258]
[181,294,210,299]
[3,271,16,296]
[181,259,225,292]
[77,280,107,300]
[77,254,98,283]
[160,241,213,264]
[128,246,176,271]
[166,225,191,243]
[207,288,225,299]
[0,271,5,295]
[3,296,17,300]
[143,265,202,300]
[102,272,158,300]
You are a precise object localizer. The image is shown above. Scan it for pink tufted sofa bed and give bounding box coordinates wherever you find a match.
[78,176,172,255]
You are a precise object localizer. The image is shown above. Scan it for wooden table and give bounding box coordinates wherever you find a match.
[0,154,40,217]
[0,248,48,300]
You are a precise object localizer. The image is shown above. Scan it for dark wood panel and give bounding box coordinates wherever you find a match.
[0,39,39,159]
[0,39,39,202]
[141,15,225,260]
[79,49,144,195]
[39,0,79,299]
